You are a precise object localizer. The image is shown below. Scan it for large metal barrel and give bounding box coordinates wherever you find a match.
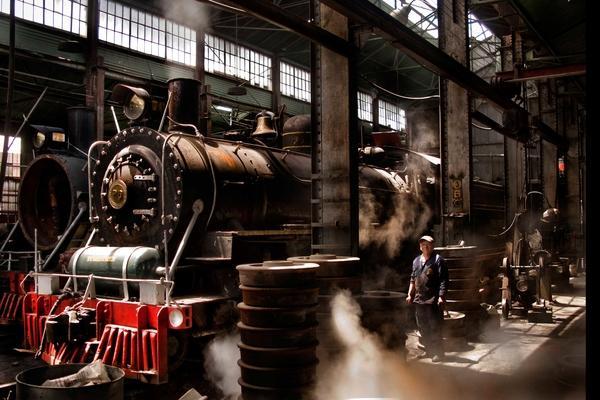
[442,311,468,350]
[358,291,408,354]
[16,363,124,400]
[18,154,88,251]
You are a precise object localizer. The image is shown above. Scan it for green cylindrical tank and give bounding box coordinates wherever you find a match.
[67,247,162,297]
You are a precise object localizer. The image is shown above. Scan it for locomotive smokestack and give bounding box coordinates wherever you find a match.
[167,78,202,133]
[67,106,95,151]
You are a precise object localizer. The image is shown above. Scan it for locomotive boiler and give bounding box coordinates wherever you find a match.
[19,78,423,384]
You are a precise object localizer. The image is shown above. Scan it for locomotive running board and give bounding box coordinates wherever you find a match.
[193,229,311,262]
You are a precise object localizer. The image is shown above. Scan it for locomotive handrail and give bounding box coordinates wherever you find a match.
[32,271,174,285]
[0,250,41,271]
[157,90,172,133]
[87,140,109,224]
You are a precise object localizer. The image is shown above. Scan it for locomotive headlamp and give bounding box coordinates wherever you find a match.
[112,84,151,122]
[169,308,185,328]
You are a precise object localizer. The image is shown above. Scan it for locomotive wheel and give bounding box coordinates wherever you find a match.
[168,331,189,372]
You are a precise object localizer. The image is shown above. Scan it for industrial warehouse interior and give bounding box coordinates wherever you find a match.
[0,0,588,399]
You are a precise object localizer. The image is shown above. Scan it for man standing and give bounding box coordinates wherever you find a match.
[406,235,449,362]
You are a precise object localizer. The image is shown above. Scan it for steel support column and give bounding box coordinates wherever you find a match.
[0,0,16,203]
[438,0,470,245]
[310,1,356,256]
[537,80,558,208]
[85,0,104,141]
[502,32,526,222]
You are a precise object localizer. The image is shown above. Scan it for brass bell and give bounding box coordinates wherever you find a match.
[251,111,277,140]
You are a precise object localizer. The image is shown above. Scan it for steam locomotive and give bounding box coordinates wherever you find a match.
[3,79,432,384]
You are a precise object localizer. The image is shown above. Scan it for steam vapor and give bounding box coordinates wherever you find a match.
[203,332,241,400]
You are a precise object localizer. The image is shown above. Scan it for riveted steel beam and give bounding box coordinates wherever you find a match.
[495,63,586,83]
[319,0,519,111]
[196,0,354,57]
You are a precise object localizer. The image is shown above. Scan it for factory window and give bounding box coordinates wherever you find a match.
[205,33,272,90]
[357,91,373,122]
[378,100,406,131]
[0,0,87,36]
[280,62,310,102]
[406,0,438,39]
[469,13,500,77]
[166,21,196,66]
[98,0,196,66]
[0,136,21,218]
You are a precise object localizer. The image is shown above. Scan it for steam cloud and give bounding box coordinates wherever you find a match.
[359,190,432,259]
[410,122,438,152]
[203,332,241,400]
[159,0,210,31]
[314,291,409,399]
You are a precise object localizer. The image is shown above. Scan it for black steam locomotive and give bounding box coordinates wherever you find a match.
[5,78,432,383]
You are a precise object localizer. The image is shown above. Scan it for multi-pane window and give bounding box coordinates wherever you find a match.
[98,0,195,65]
[166,20,195,66]
[280,62,310,102]
[0,136,21,215]
[205,33,272,90]
[469,12,500,77]
[357,91,373,122]
[0,0,87,36]
[378,100,406,131]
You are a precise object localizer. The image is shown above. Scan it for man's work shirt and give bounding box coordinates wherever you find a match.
[410,252,449,304]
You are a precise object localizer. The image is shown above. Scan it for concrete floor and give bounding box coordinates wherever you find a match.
[0,274,587,400]
[400,274,586,400]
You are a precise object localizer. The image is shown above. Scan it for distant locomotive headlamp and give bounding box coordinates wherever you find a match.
[30,125,66,150]
[33,131,46,149]
[516,275,529,292]
[112,84,151,121]
[542,207,559,223]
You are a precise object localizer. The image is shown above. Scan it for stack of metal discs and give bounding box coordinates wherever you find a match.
[434,245,483,338]
[236,260,320,400]
[288,255,361,361]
